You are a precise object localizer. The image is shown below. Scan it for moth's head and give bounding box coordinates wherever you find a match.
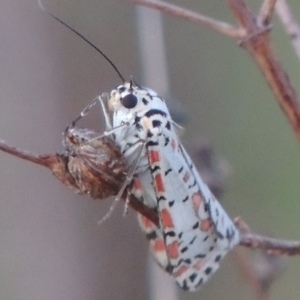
[108,79,152,113]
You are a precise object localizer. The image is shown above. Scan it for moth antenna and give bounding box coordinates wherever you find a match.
[38,0,125,83]
[129,78,133,90]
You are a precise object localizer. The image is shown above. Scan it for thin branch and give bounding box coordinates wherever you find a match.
[1,137,300,255]
[236,217,300,255]
[0,138,49,167]
[276,0,300,60]
[126,0,244,39]
[258,0,277,27]
[0,138,160,226]
[226,0,300,140]
[240,233,300,255]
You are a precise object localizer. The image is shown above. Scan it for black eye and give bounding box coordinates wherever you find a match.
[121,94,138,109]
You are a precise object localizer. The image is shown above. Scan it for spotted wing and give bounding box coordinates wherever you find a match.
[146,127,240,291]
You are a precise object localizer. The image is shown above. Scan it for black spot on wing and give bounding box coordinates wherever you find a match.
[178,166,183,173]
[150,165,160,174]
[164,137,170,146]
[182,196,189,202]
[165,168,172,176]
[157,196,166,201]
[147,131,153,138]
[134,115,141,124]
[196,278,203,288]
[195,253,206,259]
[182,280,189,291]
[166,264,173,274]
[192,222,199,230]
[226,227,236,241]
[142,97,149,105]
[164,231,176,238]
[152,120,162,127]
[203,235,209,242]
[189,273,197,283]
[188,179,197,189]
[168,200,175,207]
[180,246,188,253]
[145,109,167,118]
[189,236,197,245]
[204,267,212,275]
[204,203,210,212]
[215,254,222,262]
[166,121,171,130]
[146,231,157,240]
[147,140,158,147]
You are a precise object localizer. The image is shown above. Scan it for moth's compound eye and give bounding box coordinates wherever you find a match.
[121,93,138,109]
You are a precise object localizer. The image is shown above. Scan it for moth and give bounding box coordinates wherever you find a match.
[96,81,240,291]
[41,6,240,291]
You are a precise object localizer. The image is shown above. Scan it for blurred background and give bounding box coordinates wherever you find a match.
[0,0,300,299]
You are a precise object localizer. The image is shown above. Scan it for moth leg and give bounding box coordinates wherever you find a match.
[65,93,112,132]
[98,139,145,224]
[97,93,112,130]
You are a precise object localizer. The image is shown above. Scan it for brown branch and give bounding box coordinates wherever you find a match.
[0,137,160,226]
[236,217,300,255]
[127,0,244,39]
[226,0,300,140]
[240,233,300,255]
[276,0,300,60]
[2,136,300,255]
[0,138,49,167]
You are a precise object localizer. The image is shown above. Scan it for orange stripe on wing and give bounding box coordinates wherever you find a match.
[167,241,179,259]
[192,192,203,214]
[133,178,142,190]
[151,238,166,252]
[160,209,174,228]
[173,265,189,278]
[200,218,212,232]
[154,173,165,193]
[138,214,155,230]
[149,150,160,164]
